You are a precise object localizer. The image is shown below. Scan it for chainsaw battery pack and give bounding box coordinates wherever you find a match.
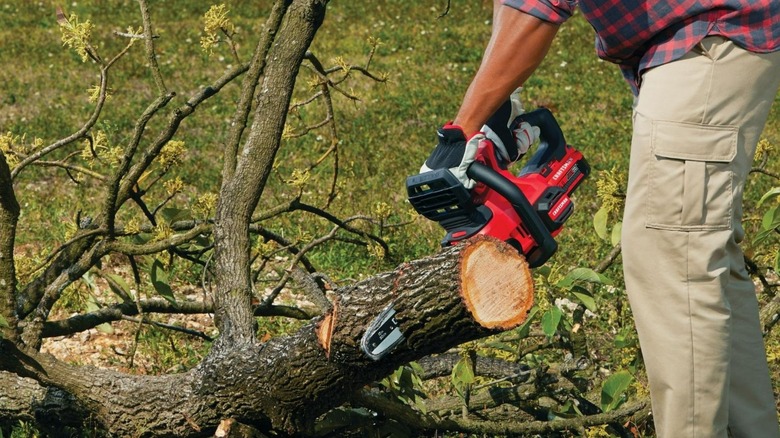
[406,169,493,238]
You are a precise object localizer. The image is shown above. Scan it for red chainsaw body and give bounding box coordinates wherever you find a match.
[406,108,589,268]
[446,138,587,257]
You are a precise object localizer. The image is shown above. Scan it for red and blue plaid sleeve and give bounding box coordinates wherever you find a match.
[501,0,578,25]
[498,0,779,93]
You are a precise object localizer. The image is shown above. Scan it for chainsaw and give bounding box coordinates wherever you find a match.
[406,107,590,268]
[360,107,589,361]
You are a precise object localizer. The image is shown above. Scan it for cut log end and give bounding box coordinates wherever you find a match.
[460,236,534,330]
[315,299,338,358]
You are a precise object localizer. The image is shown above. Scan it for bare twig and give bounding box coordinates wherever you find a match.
[26,228,106,278]
[260,224,343,307]
[137,0,167,93]
[121,315,213,341]
[293,200,389,254]
[352,389,650,436]
[113,30,158,39]
[438,0,452,18]
[34,160,107,181]
[11,72,107,179]
[594,242,622,274]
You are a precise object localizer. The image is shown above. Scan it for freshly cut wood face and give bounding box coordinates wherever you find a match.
[460,236,534,330]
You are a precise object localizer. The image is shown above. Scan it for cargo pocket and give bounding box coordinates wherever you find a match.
[647,120,738,231]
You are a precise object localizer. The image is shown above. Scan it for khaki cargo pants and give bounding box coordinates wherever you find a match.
[622,36,780,437]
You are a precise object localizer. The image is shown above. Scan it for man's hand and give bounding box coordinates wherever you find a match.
[482,88,540,164]
[419,124,485,189]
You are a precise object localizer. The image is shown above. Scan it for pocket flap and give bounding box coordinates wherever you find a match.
[652,120,738,162]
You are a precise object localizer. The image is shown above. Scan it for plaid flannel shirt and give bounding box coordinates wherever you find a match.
[502,0,780,93]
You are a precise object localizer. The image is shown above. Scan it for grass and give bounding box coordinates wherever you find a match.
[2,1,780,436]
[0,1,630,272]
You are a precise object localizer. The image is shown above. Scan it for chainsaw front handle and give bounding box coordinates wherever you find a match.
[515,107,567,177]
[467,162,557,267]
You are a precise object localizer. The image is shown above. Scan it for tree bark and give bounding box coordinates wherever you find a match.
[0,372,87,434]
[0,236,533,436]
[211,0,327,347]
[0,151,19,342]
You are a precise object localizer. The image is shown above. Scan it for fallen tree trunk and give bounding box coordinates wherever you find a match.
[0,372,88,436]
[0,236,533,436]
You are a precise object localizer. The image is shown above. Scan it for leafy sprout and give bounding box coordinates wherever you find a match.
[595,166,626,216]
[58,11,95,62]
[200,4,235,55]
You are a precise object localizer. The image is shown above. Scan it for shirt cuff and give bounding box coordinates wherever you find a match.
[501,0,576,25]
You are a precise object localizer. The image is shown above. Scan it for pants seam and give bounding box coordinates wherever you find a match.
[686,232,697,438]
[699,47,715,124]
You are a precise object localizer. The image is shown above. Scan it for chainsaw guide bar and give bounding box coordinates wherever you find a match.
[360,304,404,361]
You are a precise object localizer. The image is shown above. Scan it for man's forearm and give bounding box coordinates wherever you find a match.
[454,5,559,137]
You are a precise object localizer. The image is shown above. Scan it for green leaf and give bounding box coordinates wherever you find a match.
[541,307,563,338]
[105,273,133,301]
[451,355,475,399]
[107,273,130,294]
[572,290,597,312]
[534,265,552,279]
[0,314,9,329]
[514,306,539,339]
[593,206,609,241]
[600,371,634,412]
[752,208,780,245]
[757,187,780,208]
[753,227,776,246]
[556,267,612,289]
[160,207,191,223]
[611,221,622,247]
[398,366,414,391]
[761,206,780,231]
[81,271,96,289]
[314,407,375,435]
[554,399,583,419]
[409,361,424,377]
[613,327,637,349]
[151,259,176,304]
[85,296,114,334]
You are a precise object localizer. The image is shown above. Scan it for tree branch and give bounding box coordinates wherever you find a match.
[11,69,108,179]
[211,0,328,347]
[0,151,19,341]
[137,0,167,93]
[222,0,291,182]
[2,236,536,435]
[353,390,650,436]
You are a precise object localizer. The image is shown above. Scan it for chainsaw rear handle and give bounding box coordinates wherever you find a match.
[467,162,557,267]
[515,107,566,177]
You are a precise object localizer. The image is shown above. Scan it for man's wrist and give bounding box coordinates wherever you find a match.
[450,120,483,139]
